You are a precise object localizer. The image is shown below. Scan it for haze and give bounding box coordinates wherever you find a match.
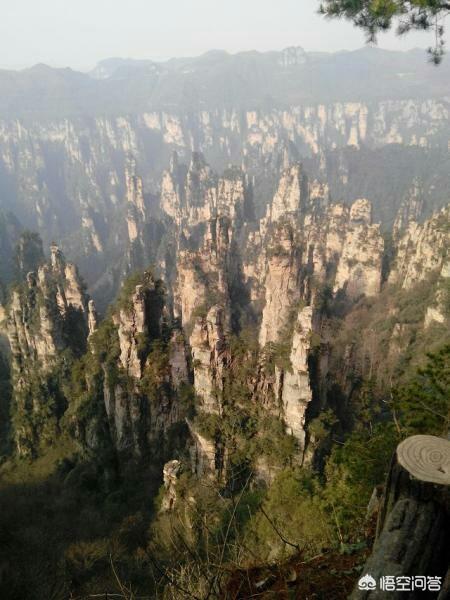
[2,0,433,70]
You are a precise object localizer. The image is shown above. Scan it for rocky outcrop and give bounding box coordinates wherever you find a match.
[175,214,232,328]
[4,245,94,455]
[126,161,147,244]
[163,159,387,458]
[389,206,450,289]
[258,179,382,356]
[1,130,448,488]
[169,331,189,386]
[165,160,246,413]
[258,165,305,348]
[0,211,22,287]
[87,299,98,335]
[8,287,59,373]
[259,221,301,348]
[115,284,152,380]
[187,419,222,480]
[161,152,183,220]
[175,252,209,327]
[190,305,229,413]
[1,87,450,312]
[89,272,191,458]
[65,154,447,470]
[161,152,246,232]
[333,199,384,298]
[102,275,166,454]
[6,245,91,375]
[269,164,307,222]
[160,459,181,511]
[180,152,217,228]
[425,260,450,327]
[281,305,313,448]
[393,182,424,237]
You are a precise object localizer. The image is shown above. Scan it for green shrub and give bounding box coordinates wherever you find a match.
[244,468,333,561]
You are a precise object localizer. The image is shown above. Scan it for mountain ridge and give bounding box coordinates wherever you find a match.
[1,46,450,118]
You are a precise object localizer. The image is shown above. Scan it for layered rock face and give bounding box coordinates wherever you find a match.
[257,165,306,348]
[160,157,245,419]
[143,158,383,460]
[258,221,302,348]
[155,154,448,464]
[4,150,449,470]
[190,305,229,414]
[268,165,308,221]
[160,459,181,511]
[115,283,151,380]
[2,91,450,310]
[6,244,91,376]
[281,306,313,447]
[187,419,220,479]
[425,260,450,327]
[174,220,232,417]
[332,199,384,298]
[0,212,22,288]
[161,152,246,234]
[387,206,450,331]
[253,172,383,451]
[252,167,384,332]
[389,206,450,289]
[3,244,93,454]
[93,272,190,457]
[125,160,147,245]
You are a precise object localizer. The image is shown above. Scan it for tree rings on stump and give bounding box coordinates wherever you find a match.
[397,435,450,485]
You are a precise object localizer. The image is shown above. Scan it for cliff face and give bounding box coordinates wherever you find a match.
[251,169,384,328]
[3,150,449,472]
[115,283,152,380]
[332,199,384,299]
[125,161,147,246]
[160,159,245,420]
[3,244,92,455]
[281,305,313,447]
[94,273,190,457]
[161,153,246,234]
[6,244,90,376]
[0,212,22,289]
[190,305,229,414]
[425,260,450,327]
[268,165,307,222]
[252,172,382,454]
[2,56,450,598]
[389,206,450,289]
[152,155,448,466]
[1,94,450,311]
[258,221,302,348]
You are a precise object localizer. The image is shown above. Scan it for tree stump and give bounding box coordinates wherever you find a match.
[351,435,450,599]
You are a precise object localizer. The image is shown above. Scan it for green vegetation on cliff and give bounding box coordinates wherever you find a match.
[0,239,448,599]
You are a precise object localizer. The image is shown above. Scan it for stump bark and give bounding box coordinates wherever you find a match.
[351,435,450,599]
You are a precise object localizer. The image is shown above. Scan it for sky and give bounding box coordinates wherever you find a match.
[1,0,434,70]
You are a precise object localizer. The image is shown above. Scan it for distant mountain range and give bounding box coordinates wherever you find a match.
[1,47,450,118]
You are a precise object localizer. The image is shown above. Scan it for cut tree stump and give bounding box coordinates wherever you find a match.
[351,435,450,599]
